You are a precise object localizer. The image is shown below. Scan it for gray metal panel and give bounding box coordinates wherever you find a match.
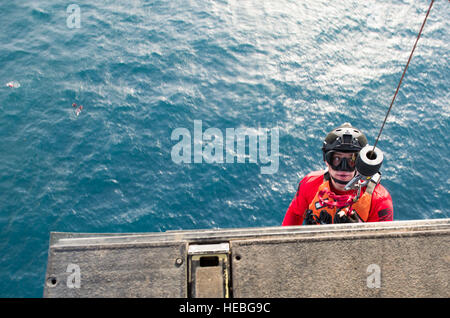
[44,219,450,297]
[231,227,450,297]
[44,238,187,298]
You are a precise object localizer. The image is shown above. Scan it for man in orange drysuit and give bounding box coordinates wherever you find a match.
[282,123,393,225]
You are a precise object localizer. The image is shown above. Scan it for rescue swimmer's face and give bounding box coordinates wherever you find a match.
[325,152,357,189]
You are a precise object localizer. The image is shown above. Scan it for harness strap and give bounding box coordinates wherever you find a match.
[318,188,354,208]
[365,172,381,195]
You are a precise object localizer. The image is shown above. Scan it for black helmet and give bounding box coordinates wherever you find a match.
[322,123,368,160]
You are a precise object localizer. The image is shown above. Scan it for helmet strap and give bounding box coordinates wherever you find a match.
[331,176,351,185]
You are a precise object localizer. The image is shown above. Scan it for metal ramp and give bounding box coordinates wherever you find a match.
[44,219,450,297]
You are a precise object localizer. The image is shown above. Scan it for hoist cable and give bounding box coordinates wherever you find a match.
[372,0,435,151]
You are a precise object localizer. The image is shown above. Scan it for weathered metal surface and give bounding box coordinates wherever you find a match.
[231,230,449,297]
[44,241,187,298]
[44,219,450,297]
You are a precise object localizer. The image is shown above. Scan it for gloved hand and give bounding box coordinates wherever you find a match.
[348,210,363,223]
[305,209,318,225]
[334,209,363,223]
[305,210,333,225]
[319,210,332,224]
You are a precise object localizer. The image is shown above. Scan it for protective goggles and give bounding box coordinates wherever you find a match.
[325,151,358,171]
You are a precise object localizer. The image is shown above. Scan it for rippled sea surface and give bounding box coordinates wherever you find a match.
[0,0,448,297]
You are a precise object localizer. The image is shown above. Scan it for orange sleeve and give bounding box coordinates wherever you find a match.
[282,181,308,226]
[282,172,324,226]
[366,184,394,222]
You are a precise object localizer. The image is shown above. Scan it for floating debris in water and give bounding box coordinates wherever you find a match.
[75,105,83,116]
[6,81,20,88]
[71,102,83,117]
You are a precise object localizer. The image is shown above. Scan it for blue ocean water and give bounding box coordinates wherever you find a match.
[0,0,448,297]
